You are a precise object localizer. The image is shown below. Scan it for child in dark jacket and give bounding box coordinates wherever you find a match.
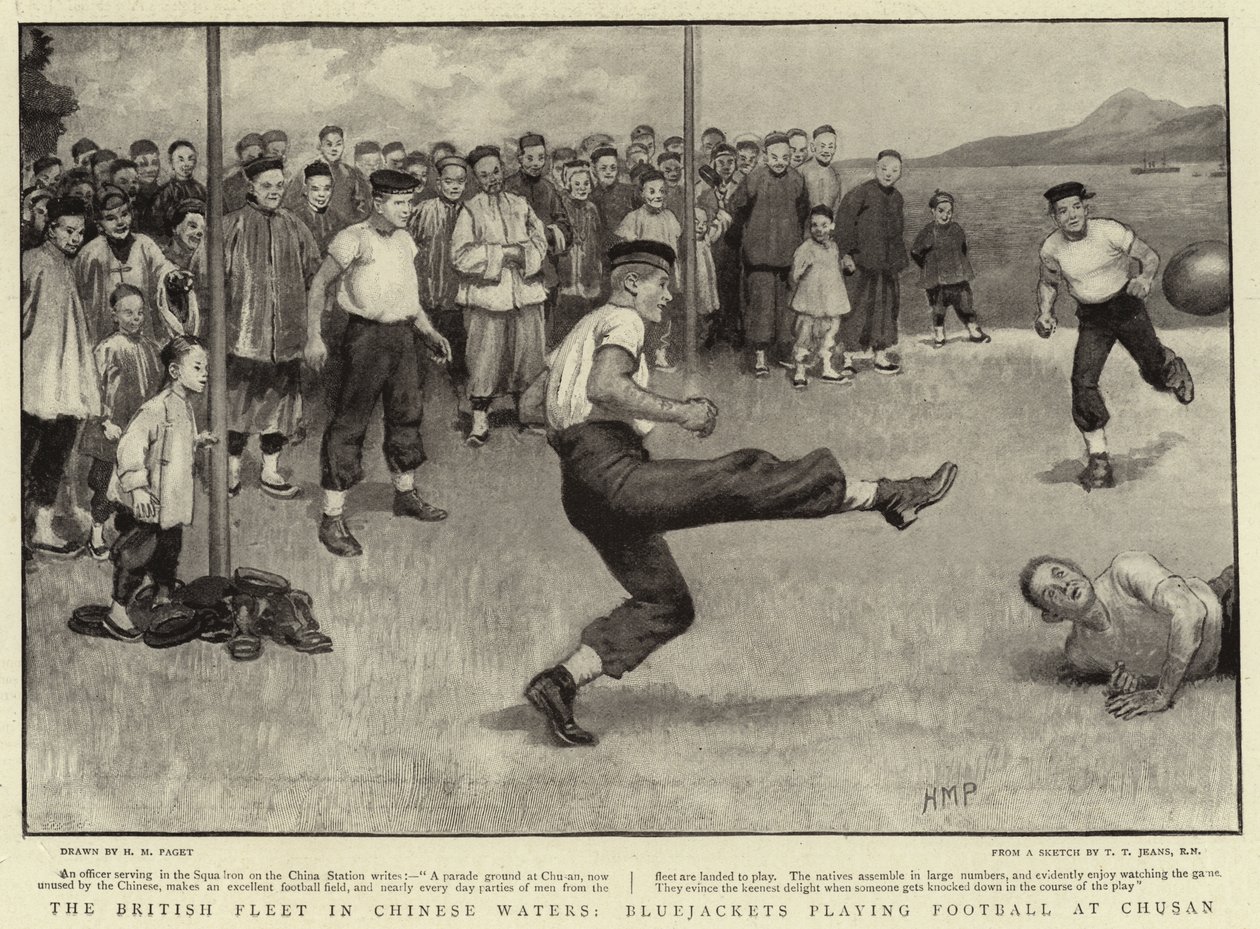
[556,161,605,344]
[82,284,163,559]
[726,132,810,376]
[909,190,990,348]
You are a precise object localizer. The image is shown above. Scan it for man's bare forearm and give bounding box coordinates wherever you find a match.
[307,259,339,340]
[1155,655,1192,702]
[1036,280,1058,317]
[412,305,438,335]
[592,375,691,425]
[1130,238,1160,286]
[1156,598,1207,701]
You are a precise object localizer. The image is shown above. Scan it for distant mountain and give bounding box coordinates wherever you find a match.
[911,89,1225,167]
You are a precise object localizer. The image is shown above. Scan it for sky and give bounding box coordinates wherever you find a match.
[697,22,1226,157]
[32,22,1225,168]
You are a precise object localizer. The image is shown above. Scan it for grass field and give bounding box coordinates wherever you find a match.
[24,327,1236,834]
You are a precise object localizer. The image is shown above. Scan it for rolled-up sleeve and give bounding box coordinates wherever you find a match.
[1111,551,1171,608]
[595,308,645,358]
[326,225,362,271]
[1038,237,1062,286]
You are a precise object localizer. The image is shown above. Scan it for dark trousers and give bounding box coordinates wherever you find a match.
[111,509,183,605]
[321,315,427,492]
[714,243,744,345]
[1071,291,1180,433]
[1208,565,1239,677]
[841,268,900,351]
[227,431,287,457]
[743,264,793,358]
[551,421,848,678]
[543,288,558,347]
[430,306,468,384]
[87,457,117,524]
[927,282,976,327]
[22,413,81,507]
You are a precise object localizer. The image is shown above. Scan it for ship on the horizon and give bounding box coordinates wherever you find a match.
[1131,152,1182,175]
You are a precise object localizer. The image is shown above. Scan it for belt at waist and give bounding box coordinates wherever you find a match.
[547,419,642,456]
[344,313,417,327]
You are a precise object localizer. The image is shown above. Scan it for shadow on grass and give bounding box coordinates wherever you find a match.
[50,509,90,545]
[914,335,973,349]
[309,480,398,518]
[481,681,880,746]
[1008,647,1130,694]
[296,479,463,522]
[1007,646,1080,686]
[1036,431,1187,487]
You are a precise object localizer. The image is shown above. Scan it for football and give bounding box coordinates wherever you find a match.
[1162,240,1231,316]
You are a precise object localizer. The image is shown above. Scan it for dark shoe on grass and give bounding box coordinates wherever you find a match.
[68,604,112,639]
[226,631,263,661]
[260,591,334,654]
[32,533,81,556]
[142,604,205,649]
[875,462,959,530]
[1165,355,1194,405]
[525,666,597,747]
[394,489,448,522]
[197,612,235,643]
[1079,453,1115,491]
[319,514,363,557]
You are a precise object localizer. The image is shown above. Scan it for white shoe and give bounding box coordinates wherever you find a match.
[260,475,302,499]
[228,457,243,497]
[467,412,491,447]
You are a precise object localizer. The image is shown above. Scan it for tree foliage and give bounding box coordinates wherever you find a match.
[20,27,79,163]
